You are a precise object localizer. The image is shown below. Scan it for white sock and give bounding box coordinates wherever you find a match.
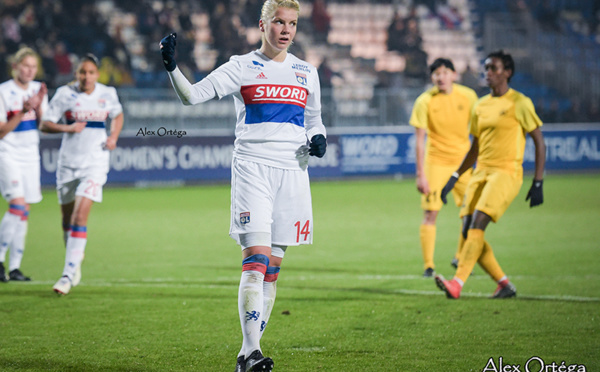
[260,266,280,339]
[62,226,87,279]
[9,217,28,271]
[0,209,22,263]
[238,270,265,357]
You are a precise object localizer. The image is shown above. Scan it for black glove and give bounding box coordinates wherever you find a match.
[160,33,177,72]
[309,134,327,158]
[526,179,543,207]
[441,172,459,205]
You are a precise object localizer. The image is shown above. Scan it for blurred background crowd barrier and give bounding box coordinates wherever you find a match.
[2,0,600,135]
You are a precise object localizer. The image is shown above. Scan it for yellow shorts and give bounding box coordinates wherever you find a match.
[460,167,523,222]
[421,162,472,211]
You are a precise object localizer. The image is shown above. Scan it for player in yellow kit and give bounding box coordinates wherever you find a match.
[409,58,478,277]
[435,50,546,299]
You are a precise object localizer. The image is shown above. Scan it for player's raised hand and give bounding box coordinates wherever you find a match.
[308,134,327,158]
[440,172,459,204]
[525,179,543,207]
[22,82,47,113]
[159,33,177,72]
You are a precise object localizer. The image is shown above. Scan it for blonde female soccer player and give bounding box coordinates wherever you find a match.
[160,0,327,370]
[435,50,546,299]
[0,47,48,282]
[41,54,124,295]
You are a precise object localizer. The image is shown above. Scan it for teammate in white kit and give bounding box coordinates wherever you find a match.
[0,47,48,282]
[160,1,326,370]
[40,54,124,295]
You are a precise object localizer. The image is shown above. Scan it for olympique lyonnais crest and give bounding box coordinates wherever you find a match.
[295,72,307,86]
[98,99,106,108]
[240,212,250,225]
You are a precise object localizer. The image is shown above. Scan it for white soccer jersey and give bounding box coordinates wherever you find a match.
[206,50,326,169]
[43,82,122,169]
[0,79,48,163]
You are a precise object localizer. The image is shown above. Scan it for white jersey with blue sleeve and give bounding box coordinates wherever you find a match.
[43,82,122,169]
[0,79,48,163]
[206,50,326,170]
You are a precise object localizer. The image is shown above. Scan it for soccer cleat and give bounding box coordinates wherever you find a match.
[451,257,459,269]
[435,275,461,299]
[53,276,72,295]
[423,267,434,278]
[9,269,31,281]
[245,350,274,372]
[0,262,7,282]
[234,355,245,372]
[492,282,517,299]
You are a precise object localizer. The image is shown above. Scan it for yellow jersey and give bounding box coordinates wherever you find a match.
[409,83,478,166]
[470,88,542,173]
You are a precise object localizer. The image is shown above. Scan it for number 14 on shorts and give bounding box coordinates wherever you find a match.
[294,220,310,242]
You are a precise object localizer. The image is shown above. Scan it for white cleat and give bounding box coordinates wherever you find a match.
[53,276,72,295]
[72,264,82,287]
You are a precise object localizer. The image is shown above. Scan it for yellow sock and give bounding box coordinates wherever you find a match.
[419,224,436,269]
[478,240,506,282]
[455,230,466,260]
[455,229,485,283]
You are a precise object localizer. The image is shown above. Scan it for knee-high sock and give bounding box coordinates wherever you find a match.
[455,229,485,283]
[62,225,87,279]
[260,266,280,338]
[9,211,29,271]
[0,206,26,263]
[419,224,436,269]
[238,254,269,358]
[477,240,506,282]
[454,229,466,260]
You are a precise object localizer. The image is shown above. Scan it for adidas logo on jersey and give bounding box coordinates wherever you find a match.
[256,72,268,79]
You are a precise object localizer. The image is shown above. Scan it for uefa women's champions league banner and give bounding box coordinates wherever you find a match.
[38,125,600,186]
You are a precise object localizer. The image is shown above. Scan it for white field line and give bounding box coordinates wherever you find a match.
[17,275,600,302]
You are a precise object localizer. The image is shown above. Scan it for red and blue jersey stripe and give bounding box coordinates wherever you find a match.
[241,84,308,127]
[6,110,38,132]
[65,110,107,128]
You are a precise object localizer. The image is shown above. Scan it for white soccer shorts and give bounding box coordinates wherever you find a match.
[56,165,108,204]
[230,158,314,247]
[0,156,42,204]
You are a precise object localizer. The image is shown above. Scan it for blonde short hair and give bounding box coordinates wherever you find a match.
[260,0,300,21]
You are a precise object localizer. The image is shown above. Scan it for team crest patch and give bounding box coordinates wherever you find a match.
[295,72,307,86]
[98,99,106,108]
[240,212,250,224]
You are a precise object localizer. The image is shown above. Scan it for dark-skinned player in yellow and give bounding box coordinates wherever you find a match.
[435,50,546,299]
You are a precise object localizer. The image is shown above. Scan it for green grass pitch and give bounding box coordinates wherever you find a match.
[0,173,598,371]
